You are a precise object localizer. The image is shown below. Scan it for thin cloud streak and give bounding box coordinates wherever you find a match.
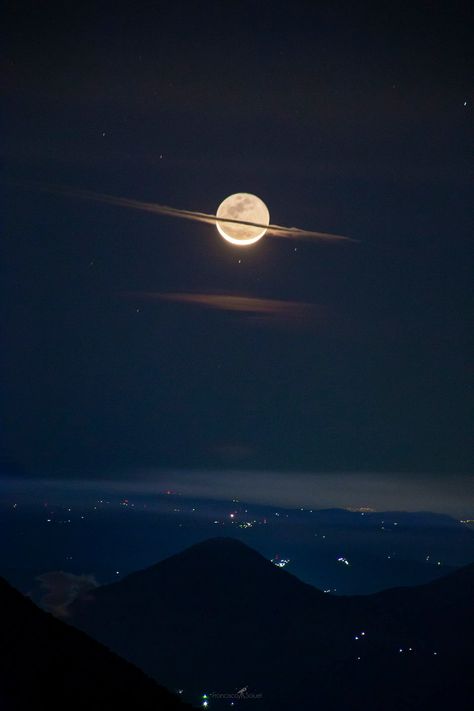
[137,291,323,317]
[29,182,354,242]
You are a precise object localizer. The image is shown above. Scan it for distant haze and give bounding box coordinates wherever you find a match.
[2,470,473,518]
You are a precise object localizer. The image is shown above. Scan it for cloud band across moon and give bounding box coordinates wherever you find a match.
[34,183,354,243]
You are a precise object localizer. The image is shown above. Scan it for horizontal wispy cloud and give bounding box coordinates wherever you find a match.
[147,292,319,314]
[23,182,354,242]
[130,291,326,327]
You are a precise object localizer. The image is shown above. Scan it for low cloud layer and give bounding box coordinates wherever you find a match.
[37,571,98,618]
[4,470,471,518]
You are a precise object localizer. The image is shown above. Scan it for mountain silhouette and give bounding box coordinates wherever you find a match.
[69,537,474,710]
[0,576,193,711]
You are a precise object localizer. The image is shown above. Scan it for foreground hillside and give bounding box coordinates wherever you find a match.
[0,577,192,711]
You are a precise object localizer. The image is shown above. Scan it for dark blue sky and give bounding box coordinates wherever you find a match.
[2,1,472,484]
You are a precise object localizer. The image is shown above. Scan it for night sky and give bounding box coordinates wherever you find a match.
[2,2,472,498]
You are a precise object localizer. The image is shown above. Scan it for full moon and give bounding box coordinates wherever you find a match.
[216,193,270,246]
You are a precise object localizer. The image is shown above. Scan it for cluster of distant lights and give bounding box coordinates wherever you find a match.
[198,692,239,708]
[396,647,439,657]
[271,556,291,568]
[177,691,212,708]
[189,637,442,703]
[354,630,366,658]
[211,511,269,527]
[350,631,440,662]
[9,496,458,580]
[176,690,214,707]
[380,520,399,531]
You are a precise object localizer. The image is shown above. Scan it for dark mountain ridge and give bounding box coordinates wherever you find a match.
[69,537,474,710]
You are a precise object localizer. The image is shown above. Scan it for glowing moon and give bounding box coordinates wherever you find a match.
[216,193,270,246]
